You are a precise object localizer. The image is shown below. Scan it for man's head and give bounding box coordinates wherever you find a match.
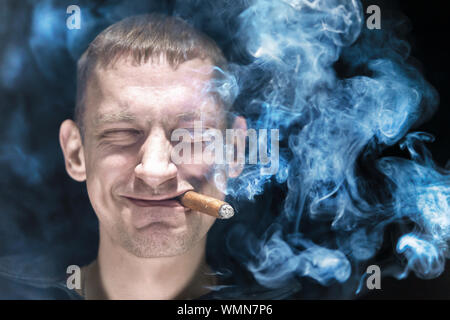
[59,14,245,258]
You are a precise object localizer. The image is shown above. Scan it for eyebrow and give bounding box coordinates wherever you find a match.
[94,111,138,126]
[175,110,218,122]
[176,111,201,121]
[93,109,220,130]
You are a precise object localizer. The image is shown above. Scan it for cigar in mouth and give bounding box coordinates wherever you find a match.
[178,191,234,219]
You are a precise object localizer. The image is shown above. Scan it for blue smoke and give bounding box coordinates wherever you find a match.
[0,0,448,299]
[199,0,447,295]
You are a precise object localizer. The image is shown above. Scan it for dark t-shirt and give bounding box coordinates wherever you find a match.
[0,271,300,300]
[3,265,448,299]
[0,274,216,299]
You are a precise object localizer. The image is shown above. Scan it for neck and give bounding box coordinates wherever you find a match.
[82,228,216,300]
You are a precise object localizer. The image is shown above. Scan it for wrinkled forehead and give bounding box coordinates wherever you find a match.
[95,56,216,89]
[84,58,225,125]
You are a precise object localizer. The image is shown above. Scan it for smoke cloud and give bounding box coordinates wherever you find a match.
[0,0,448,299]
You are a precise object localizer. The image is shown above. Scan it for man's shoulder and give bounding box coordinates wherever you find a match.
[0,254,85,300]
[0,272,82,299]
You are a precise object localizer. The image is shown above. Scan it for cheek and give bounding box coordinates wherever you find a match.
[178,162,222,189]
[179,163,227,201]
[85,148,137,195]
[178,163,211,178]
[86,145,137,175]
[85,151,138,223]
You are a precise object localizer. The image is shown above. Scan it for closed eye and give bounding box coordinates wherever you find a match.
[98,129,143,145]
[102,129,141,136]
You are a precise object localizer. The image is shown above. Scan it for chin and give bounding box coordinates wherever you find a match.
[120,227,201,258]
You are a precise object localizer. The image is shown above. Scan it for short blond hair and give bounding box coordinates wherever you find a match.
[74,14,228,134]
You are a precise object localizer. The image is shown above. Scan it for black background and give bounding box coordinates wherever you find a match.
[0,0,448,299]
[360,0,450,299]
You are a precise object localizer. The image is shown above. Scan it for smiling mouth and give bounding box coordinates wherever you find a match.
[124,197,185,208]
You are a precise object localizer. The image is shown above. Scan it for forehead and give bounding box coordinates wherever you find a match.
[97,56,215,88]
[84,58,223,126]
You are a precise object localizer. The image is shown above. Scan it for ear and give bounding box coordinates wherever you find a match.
[59,119,86,182]
[228,116,247,178]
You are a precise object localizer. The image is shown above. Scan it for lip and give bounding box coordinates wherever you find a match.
[120,190,193,208]
[125,197,183,208]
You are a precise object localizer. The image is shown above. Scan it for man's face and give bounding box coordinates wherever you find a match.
[81,58,227,258]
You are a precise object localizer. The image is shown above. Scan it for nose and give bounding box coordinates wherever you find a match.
[134,127,178,188]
